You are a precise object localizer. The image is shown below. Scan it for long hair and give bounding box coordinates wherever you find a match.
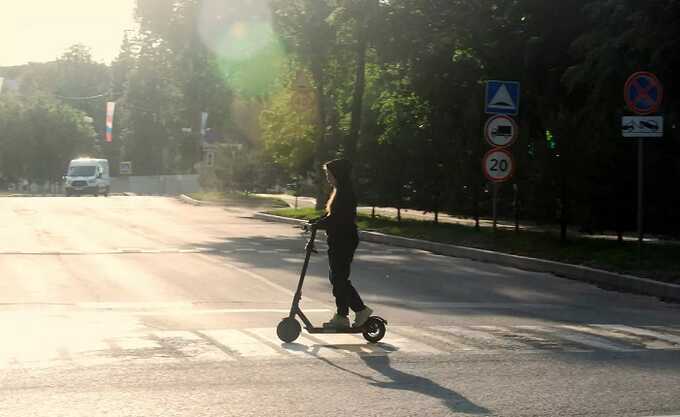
[325,187,336,214]
[323,159,353,215]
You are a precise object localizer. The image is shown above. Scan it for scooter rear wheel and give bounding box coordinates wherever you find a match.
[277,318,301,343]
[362,317,386,343]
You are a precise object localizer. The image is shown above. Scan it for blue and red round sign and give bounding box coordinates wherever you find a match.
[624,72,663,115]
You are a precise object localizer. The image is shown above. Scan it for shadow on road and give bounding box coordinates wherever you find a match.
[361,354,490,414]
[315,353,489,415]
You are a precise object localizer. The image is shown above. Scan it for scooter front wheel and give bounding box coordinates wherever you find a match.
[277,318,301,343]
[362,317,386,343]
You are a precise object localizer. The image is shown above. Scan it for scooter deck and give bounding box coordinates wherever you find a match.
[305,326,365,334]
[304,317,387,335]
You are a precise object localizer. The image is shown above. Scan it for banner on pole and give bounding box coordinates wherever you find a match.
[200,112,208,137]
[105,102,116,143]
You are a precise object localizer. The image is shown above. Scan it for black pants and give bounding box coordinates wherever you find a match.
[328,238,365,316]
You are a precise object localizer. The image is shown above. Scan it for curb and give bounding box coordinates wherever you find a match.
[178,194,204,206]
[177,194,226,206]
[253,212,680,303]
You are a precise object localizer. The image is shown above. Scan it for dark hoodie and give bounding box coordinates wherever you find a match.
[315,159,358,244]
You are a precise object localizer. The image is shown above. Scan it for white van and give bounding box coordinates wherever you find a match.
[64,158,111,197]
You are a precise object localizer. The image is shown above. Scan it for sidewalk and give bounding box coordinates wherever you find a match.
[255,194,678,246]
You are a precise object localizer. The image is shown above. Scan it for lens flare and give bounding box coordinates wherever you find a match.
[197,0,285,97]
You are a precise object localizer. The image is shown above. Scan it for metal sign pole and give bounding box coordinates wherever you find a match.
[638,137,644,244]
[493,182,498,231]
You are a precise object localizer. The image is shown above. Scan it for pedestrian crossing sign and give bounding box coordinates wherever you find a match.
[485,80,520,115]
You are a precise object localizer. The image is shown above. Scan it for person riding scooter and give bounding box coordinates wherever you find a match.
[311,159,373,329]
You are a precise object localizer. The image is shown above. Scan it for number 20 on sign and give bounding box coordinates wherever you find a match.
[483,148,515,183]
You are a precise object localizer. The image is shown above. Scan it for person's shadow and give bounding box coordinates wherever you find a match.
[362,354,490,414]
[316,351,490,415]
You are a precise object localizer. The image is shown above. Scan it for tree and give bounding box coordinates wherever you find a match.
[271,0,340,209]
[0,95,96,186]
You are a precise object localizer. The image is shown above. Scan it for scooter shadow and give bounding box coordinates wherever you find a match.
[280,341,400,356]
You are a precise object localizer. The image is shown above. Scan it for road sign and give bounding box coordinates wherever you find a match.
[482,148,515,183]
[624,72,663,115]
[485,115,518,148]
[485,81,520,115]
[119,161,132,175]
[622,116,664,138]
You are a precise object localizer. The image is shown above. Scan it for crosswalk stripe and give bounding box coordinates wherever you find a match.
[556,325,678,350]
[200,329,282,358]
[546,326,640,352]
[155,331,235,362]
[2,324,680,370]
[381,330,445,355]
[477,325,588,352]
[246,328,315,358]
[298,334,351,359]
[299,333,383,355]
[393,326,479,352]
[109,335,162,352]
[646,326,680,337]
[433,325,537,352]
[593,325,680,346]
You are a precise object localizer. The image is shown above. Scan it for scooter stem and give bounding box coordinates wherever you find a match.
[289,226,317,316]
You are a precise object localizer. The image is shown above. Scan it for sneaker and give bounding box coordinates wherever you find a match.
[323,314,350,329]
[352,307,373,328]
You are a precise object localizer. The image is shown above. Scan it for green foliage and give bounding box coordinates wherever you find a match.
[260,84,316,176]
[264,0,680,237]
[0,95,96,183]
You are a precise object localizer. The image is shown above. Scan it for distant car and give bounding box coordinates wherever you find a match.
[64,158,111,197]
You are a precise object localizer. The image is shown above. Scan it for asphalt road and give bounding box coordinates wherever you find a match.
[1,196,679,417]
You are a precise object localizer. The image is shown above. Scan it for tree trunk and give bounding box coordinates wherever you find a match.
[345,26,367,163]
[311,60,328,211]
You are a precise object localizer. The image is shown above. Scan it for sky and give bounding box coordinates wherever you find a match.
[0,0,137,66]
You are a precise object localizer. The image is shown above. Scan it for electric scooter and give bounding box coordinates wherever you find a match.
[276,224,387,344]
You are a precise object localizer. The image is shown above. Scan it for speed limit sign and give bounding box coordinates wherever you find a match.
[482,148,514,183]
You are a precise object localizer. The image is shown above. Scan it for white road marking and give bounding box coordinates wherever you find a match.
[113,335,162,351]
[395,326,479,351]
[246,328,312,358]
[548,326,640,352]
[380,330,445,355]
[302,333,384,355]
[2,323,680,370]
[200,329,282,359]
[475,325,585,352]
[593,325,680,346]
[556,324,678,350]
[434,325,538,352]
[155,330,235,362]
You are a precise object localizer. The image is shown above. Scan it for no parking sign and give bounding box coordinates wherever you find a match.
[624,72,663,115]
